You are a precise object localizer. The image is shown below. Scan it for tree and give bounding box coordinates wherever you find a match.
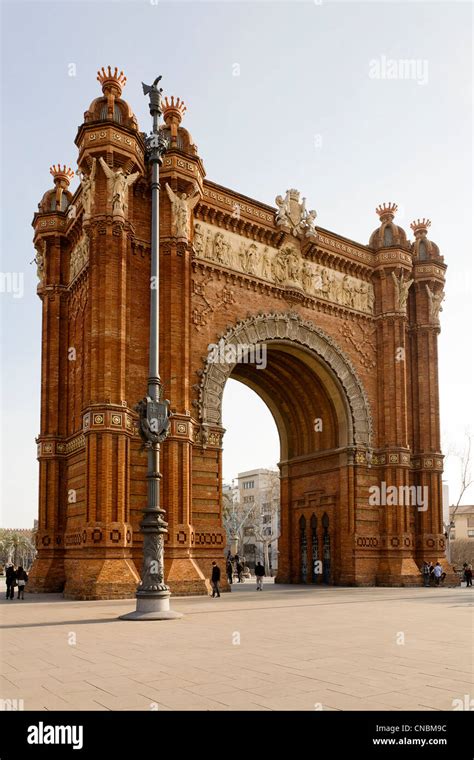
[450,539,474,570]
[251,472,280,576]
[222,488,257,557]
[444,432,473,562]
[0,530,36,569]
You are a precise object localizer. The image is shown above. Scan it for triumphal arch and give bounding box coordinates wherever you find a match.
[29,68,448,598]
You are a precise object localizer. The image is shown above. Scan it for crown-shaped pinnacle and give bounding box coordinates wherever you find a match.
[410,218,431,235]
[163,96,187,115]
[97,66,127,94]
[50,164,75,185]
[376,202,398,220]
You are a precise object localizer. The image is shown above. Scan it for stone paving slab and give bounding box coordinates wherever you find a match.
[0,584,472,711]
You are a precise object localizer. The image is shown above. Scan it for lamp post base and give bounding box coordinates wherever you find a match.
[119,592,183,621]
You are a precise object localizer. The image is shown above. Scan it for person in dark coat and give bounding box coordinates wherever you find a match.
[211,561,221,598]
[226,559,233,585]
[255,561,265,590]
[5,564,16,600]
[16,566,28,599]
[422,561,431,587]
[464,563,473,587]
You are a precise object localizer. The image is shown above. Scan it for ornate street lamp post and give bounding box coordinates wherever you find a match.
[120,76,182,621]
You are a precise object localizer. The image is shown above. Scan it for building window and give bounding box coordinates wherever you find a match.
[467,530,474,538]
[242,481,254,490]
[467,518,474,528]
[243,496,254,504]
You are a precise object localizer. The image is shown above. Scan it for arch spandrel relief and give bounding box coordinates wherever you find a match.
[192,220,375,315]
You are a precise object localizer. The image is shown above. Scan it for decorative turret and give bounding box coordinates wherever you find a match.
[160,94,197,155]
[369,202,408,249]
[410,218,442,261]
[82,65,138,131]
[37,164,74,213]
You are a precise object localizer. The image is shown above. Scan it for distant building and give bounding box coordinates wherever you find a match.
[236,469,280,572]
[449,505,474,540]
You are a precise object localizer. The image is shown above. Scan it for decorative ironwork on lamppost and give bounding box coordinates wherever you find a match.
[120,76,182,621]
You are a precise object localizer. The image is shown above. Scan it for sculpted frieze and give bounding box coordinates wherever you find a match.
[193,222,374,314]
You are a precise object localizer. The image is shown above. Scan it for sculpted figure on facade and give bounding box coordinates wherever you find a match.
[34,241,45,282]
[193,222,205,257]
[425,283,445,322]
[165,183,200,239]
[302,261,314,293]
[77,158,96,219]
[342,275,353,307]
[246,243,259,275]
[392,270,413,312]
[272,249,287,285]
[275,190,292,230]
[285,246,301,286]
[69,236,89,282]
[213,232,226,264]
[261,247,272,280]
[275,188,317,239]
[99,157,140,216]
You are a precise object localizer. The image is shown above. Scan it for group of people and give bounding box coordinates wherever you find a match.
[5,564,28,599]
[421,560,473,587]
[210,557,266,598]
[422,561,446,586]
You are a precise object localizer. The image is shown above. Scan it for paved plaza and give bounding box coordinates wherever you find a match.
[1,582,472,711]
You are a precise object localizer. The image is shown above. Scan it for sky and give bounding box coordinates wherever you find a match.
[0,0,472,527]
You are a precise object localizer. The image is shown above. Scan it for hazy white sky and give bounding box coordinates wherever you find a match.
[0,0,472,527]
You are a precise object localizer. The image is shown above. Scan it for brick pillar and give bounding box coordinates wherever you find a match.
[373,263,420,584]
[410,260,450,574]
[62,218,139,599]
[29,229,68,593]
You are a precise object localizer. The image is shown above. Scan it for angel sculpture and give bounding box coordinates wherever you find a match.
[77,158,96,218]
[99,157,140,216]
[165,183,200,239]
[425,284,445,322]
[392,271,413,311]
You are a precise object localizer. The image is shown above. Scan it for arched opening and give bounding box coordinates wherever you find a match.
[222,379,280,579]
[197,313,373,586]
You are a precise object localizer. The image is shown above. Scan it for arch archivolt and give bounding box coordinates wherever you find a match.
[196,312,373,448]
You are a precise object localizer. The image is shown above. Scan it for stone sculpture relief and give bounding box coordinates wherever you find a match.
[275,188,317,239]
[392,270,413,312]
[34,240,46,282]
[99,157,140,216]
[165,183,200,239]
[77,158,96,219]
[425,284,445,322]
[193,221,375,314]
[69,236,89,282]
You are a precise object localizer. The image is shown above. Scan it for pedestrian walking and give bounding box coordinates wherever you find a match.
[5,564,16,600]
[210,561,221,598]
[422,561,431,587]
[433,562,443,586]
[236,559,243,583]
[16,566,28,599]
[465,562,473,588]
[226,558,233,585]
[255,561,265,591]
